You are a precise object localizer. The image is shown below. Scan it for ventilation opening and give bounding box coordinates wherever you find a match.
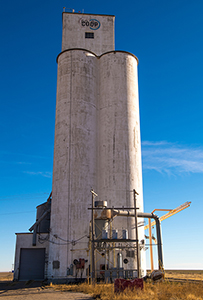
[85,32,94,39]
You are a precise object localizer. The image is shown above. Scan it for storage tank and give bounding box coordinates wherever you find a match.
[49,49,98,277]
[98,51,145,273]
[36,202,51,233]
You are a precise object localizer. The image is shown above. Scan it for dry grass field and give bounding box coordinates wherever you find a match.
[164,269,203,281]
[52,271,203,300]
[0,272,13,281]
[1,271,203,299]
[53,281,203,300]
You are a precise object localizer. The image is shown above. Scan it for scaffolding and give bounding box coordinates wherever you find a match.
[88,190,164,283]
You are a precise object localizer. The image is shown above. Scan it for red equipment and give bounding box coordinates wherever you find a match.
[114,278,143,293]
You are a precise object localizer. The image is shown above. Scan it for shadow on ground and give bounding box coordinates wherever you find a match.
[0,280,44,292]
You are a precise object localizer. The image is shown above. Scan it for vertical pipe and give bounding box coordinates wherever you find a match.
[105,242,107,283]
[155,217,163,269]
[91,190,95,283]
[112,214,116,268]
[107,248,110,281]
[137,212,164,272]
[148,218,154,272]
[90,233,92,282]
[113,243,116,268]
[133,189,140,278]
[32,224,37,246]
[89,221,91,285]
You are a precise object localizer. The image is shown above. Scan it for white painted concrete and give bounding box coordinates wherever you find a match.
[98,52,145,273]
[14,233,49,280]
[49,50,98,278]
[62,13,115,55]
[48,13,145,280]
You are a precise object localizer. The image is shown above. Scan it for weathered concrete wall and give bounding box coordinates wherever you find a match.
[14,233,49,280]
[98,52,145,272]
[49,50,98,278]
[62,13,115,55]
[49,50,146,278]
[48,13,145,280]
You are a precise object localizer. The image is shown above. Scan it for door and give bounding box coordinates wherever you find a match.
[19,248,45,280]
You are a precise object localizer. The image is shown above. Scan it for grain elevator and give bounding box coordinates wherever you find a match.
[14,11,147,282]
[48,11,145,281]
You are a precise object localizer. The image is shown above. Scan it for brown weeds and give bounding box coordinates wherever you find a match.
[53,281,203,300]
[165,270,203,281]
[0,272,13,281]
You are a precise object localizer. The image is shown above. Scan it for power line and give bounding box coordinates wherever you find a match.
[0,192,49,198]
[0,211,35,216]
[0,193,50,201]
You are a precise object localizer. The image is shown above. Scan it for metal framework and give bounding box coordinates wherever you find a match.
[89,190,140,283]
[144,202,191,230]
[145,201,191,272]
[88,190,164,283]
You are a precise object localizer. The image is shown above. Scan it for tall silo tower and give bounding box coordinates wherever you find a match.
[48,12,145,281]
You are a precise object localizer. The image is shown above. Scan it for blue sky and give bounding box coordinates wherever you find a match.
[0,0,203,271]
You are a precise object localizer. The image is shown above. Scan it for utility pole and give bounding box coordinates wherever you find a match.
[133,189,140,278]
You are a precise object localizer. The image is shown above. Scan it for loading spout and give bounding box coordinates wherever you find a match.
[29,208,50,246]
[29,209,51,232]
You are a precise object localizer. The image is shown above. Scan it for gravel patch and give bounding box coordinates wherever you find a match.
[0,281,94,300]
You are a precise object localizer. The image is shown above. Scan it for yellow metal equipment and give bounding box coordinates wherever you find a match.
[145,201,191,272]
[144,201,191,230]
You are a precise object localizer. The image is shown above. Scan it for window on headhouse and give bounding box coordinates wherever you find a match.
[85,32,94,39]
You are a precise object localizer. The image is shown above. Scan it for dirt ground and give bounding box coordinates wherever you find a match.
[0,281,94,300]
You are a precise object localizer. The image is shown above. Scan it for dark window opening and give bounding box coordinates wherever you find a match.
[53,260,60,269]
[85,32,94,39]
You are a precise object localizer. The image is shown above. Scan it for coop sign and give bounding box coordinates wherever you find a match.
[81,19,100,30]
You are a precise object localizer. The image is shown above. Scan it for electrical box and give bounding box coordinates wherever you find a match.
[112,229,118,239]
[122,229,128,239]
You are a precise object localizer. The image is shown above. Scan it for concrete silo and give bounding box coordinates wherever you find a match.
[48,12,145,281]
